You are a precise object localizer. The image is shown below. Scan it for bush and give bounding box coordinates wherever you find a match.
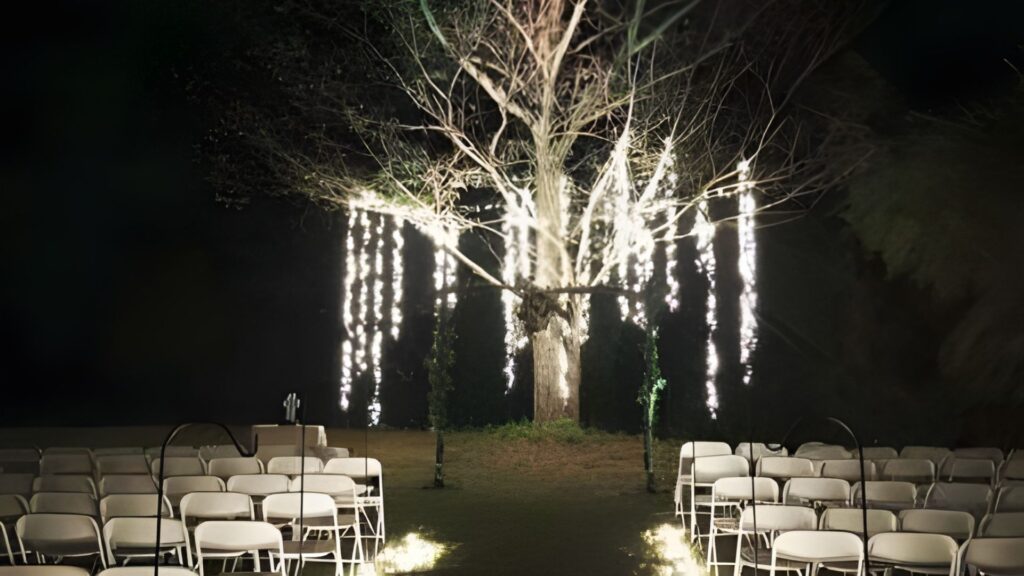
[484,418,596,444]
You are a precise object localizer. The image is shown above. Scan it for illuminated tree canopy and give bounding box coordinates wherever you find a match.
[216,0,872,422]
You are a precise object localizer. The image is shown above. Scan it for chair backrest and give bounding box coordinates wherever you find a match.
[900,446,951,467]
[95,455,150,477]
[144,446,198,460]
[867,532,957,568]
[0,449,41,474]
[162,475,225,507]
[289,474,359,502]
[29,492,97,517]
[194,521,284,576]
[712,477,779,503]
[150,457,205,478]
[942,458,996,483]
[794,444,851,460]
[996,485,1024,512]
[852,481,917,508]
[783,478,851,506]
[961,537,1024,575]
[92,448,143,457]
[226,474,291,497]
[820,460,876,483]
[103,517,189,565]
[924,482,993,520]
[980,512,1024,537]
[42,448,91,457]
[207,457,263,480]
[315,447,350,462]
[0,494,29,519]
[261,493,337,524]
[677,442,732,476]
[860,447,899,460]
[880,458,935,483]
[39,454,92,476]
[15,513,104,566]
[198,445,242,462]
[323,457,382,477]
[772,530,863,563]
[0,474,36,498]
[954,447,1004,465]
[99,475,156,497]
[32,475,96,498]
[99,567,196,576]
[1001,459,1024,482]
[1,567,92,576]
[818,508,897,537]
[756,457,815,479]
[692,455,749,484]
[179,492,253,522]
[899,509,975,540]
[266,457,324,476]
[734,443,788,462]
[738,504,817,532]
[99,494,172,524]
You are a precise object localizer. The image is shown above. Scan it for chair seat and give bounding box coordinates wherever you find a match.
[280,540,336,557]
[712,517,740,532]
[300,514,359,529]
[741,548,807,570]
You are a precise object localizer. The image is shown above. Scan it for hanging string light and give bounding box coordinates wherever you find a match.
[339,209,407,424]
[736,159,758,386]
[694,200,719,420]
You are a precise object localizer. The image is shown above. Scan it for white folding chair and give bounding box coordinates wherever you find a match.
[880,458,935,484]
[29,493,97,517]
[673,442,732,519]
[900,446,951,469]
[103,517,191,567]
[99,494,172,524]
[0,494,28,563]
[794,445,851,460]
[32,477,96,500]
[860,447,898,461]
[958,537,1024,576]
[732,505,817,576]
[150,458,205,479]
[99,476,156,497]
[266,457,324,477]
[819,507,897,536]
[263,492,360,576]
[161,477,224,509]
[942,458,997,485]
[0,450,42,475]
[782,478,851,508]
[15,514,106,569]
[707,477,779,571]
[689,455,749,544]
[769,530,863,576]
[91,449,143,458]
[315,448,350,463]
[225,475,290,504]
[0,567,92,576]
[197,446,241,465]
[39,455,92,477]
[1000,459,1024,483]
[735,443,788,463]
[194,521,284,576]
[852,481,917,510]
[924,482,993,521]
[899,509,975,541]
[206,458,263,481]
[756,457,815,481]
[179,492,253,526]
[979,512,1024,537]
[954,447,1005,466]
[995,484,1024,512]
[323,458,384,553]
[0,475,35,500]
[288,476,365,568]
[95,456,150,478]
[868,532,957,576]
[144,447,198,461]
[820,460,876,483]
[41,450,90,457]
[98,567,195,576]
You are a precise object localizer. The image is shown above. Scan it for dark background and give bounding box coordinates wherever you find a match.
[2,1,1022,447]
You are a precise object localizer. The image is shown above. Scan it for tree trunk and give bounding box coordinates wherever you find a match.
[531,309,581,422]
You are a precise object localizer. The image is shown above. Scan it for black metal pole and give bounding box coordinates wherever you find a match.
[152,422,258,576]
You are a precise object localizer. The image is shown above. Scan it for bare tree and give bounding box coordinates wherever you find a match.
[228,0,871,422]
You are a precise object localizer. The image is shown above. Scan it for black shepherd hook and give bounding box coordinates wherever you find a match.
[151,422,258,576]
[753,415,872,575]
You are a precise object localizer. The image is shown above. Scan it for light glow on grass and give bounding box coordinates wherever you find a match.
[376,532,451,574]
[642,523,707,576]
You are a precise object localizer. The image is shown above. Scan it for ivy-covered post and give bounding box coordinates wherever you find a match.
[427,285,456,488]
[639,323,667,493]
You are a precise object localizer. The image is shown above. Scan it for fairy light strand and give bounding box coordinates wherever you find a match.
[737,159,758,385]
[694,200,719,419]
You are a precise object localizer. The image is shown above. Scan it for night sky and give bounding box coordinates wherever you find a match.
[2,1,1022,444]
